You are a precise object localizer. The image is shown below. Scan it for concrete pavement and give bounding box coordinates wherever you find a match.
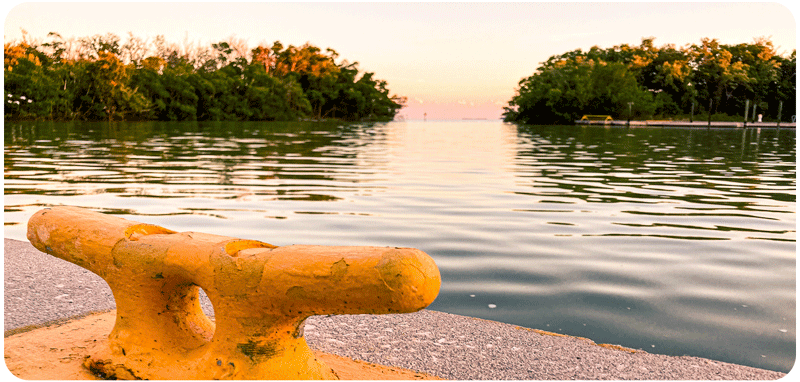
[3,238,788,379]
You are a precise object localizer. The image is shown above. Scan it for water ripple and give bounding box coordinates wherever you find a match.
[3,121,795,372]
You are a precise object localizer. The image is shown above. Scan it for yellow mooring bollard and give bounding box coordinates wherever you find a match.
[27,206,441,380]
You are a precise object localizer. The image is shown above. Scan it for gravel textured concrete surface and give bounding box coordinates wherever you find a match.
[4,238,788,380]
[4,239,117,330]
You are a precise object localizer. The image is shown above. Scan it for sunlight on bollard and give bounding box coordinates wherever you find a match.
[27,206,441,380]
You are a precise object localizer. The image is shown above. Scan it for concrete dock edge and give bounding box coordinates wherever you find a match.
[3,238,789,380]
[574,120,797,128]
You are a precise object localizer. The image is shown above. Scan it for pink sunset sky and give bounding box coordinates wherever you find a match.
[4,2,796,120]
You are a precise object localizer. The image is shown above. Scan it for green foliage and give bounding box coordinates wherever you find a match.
[505,37,796,124]
[4,33,404,122]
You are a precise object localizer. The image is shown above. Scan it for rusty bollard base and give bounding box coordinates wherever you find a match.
[27,206,441,380]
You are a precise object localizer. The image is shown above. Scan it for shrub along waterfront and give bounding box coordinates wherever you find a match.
[504,37,796,125]
[4,32,406,122]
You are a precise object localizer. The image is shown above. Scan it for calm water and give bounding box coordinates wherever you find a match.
[4,120,796,372]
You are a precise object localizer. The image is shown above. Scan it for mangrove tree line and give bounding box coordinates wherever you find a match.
[4,31,406,121]
[504,37,796,124]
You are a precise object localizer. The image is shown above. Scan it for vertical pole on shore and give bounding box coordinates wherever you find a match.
[627,102,633,127]
[744,100,749,128]
[690,102,694,123]
[777,101,783,128]
[752,103,757,123]
[707,99,713,127]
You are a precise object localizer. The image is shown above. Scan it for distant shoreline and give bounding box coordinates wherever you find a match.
[575,119,796,128]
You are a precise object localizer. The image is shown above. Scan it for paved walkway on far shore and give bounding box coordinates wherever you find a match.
[575,119,796,128]
[3,238,788,380]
